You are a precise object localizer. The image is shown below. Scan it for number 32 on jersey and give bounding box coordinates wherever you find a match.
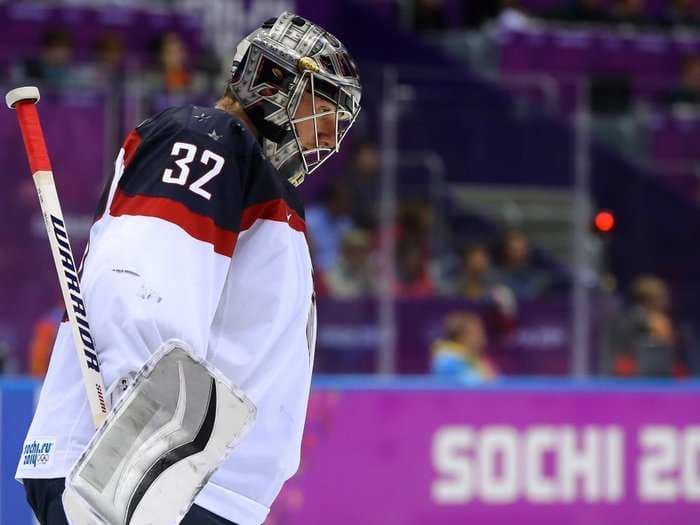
[162,142,224,200]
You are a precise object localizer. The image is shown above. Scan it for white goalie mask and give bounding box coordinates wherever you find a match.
[229,12,362,186]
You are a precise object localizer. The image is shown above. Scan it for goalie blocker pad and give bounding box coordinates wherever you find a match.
[63,339,256,525]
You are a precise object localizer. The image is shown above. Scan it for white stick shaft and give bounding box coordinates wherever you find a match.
[7,89,108,430]
[34,170,108,428]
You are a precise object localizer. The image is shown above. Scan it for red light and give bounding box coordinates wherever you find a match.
[595,210,615,233]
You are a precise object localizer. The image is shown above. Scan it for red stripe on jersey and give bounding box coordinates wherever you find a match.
[122,130,142,168]
[240,199,305,233]
[92,130,142,224]
[110,189,238,257]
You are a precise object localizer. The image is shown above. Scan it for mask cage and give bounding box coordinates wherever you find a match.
[286,70,360,180]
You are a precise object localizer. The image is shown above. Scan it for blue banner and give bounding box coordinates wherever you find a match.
[1,379,36,525]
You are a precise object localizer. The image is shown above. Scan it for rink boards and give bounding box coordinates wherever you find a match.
[2,378,700,524]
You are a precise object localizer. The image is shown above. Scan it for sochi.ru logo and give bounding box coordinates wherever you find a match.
[22,440,54,468]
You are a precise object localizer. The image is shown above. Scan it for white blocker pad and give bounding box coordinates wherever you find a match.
[63,339,256,525]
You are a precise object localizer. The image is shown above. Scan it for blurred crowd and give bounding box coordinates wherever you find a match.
[408,0,700,33]
[427,272,697,382]
[410,0,700,113]
[407,0,700,114]
[304,141,569,382]
[600,275,690,377]
[4,2,699,381]
[307,141,554,305]
[542,0,700,28]
[4,28,221,110]
[399,0,700,380]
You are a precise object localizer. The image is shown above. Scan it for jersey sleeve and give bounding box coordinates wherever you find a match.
[77,112,246,380]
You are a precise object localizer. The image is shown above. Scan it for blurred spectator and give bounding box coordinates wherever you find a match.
[493,0,536,31]
[193,44,223,94]
[493,229,549,300]
[661,0,700,28]
[536,0,700,27]
[395,238,435,297]
[601,275,681,377]
[430,311,497,380]
[459,243,498,302]
[27,303,63,378]
[663,55,700,110]
[147,32,192,93]
[0,341,8,375]
[396,200,434,247]
[324,229,376,299]
[412,0,448,32]
[89,32,126,90]
[457,243,515,304]
[393,201,436,297]
[13,30,76,88]
[589,73,632,114]
[551,0,612,24]
[461,0,501,28]
[345,141,381,231]
[306,181,353,272]
[456,242,517,325]
[612,0,649,26]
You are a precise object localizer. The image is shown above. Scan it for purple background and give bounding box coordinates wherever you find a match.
[269,385,700,524]
[0,92,106,370]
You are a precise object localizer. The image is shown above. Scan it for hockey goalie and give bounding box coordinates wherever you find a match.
[13,12,361,525]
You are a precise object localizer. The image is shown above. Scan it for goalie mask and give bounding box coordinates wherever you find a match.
[229,12,362,186]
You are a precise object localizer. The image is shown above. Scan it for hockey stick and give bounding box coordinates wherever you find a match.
[6,86,108,428]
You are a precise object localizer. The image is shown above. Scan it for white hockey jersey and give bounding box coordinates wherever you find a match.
[16,105,317,525]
